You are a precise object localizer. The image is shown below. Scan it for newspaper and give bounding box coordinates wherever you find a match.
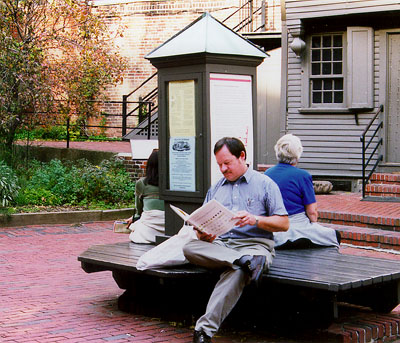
[170,199,237,237]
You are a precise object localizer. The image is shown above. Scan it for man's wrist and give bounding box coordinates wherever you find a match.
[254,216,260,227]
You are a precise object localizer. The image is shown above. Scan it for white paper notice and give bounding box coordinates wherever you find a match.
[209,73,254,184]
[169,136,196,192]
[168,80,196,137]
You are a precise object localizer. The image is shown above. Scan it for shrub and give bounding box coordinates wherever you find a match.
[18,187,61,206]
[14,158,135,207]
[74,159,135,204]
[15,125,82,141]
[0,160,20,207]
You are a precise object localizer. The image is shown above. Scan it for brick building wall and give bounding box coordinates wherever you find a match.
[92,0,281,137]
[118,154,147,181]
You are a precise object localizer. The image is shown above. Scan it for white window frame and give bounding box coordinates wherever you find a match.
[300,27,374,112]
[301,32,347,110]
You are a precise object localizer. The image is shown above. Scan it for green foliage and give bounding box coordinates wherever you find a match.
[15,125,81,141]
[15,123,123,142]
[18,188,61,206]
[13,158,135,208]
[74,159,135,204]
[0,160,20,207]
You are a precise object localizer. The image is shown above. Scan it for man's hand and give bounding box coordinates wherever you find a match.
[233,211,257,227]
[233,211,289,232]
[194,228,216,242]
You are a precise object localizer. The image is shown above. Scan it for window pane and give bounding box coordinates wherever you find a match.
[309,34,344,106]
[322,49,331,61]
[334,91,343,103]
[333,35,342,47]
[323,92,333,103]
[323,36,332,47]
[333,48,342,61]
[333,62,342,74]
[322,63,331,74]
[312,50,321,61]
[313,79,322,90]
[324,79,333,90]
[335,79,343,90]
[313,91,322,103]
[312,63,320,75]
[312,36,321,48]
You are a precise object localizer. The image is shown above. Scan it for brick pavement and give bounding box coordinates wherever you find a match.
[2,221,400,343]
[0,221,313,343]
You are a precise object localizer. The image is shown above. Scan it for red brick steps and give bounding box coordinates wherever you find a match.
[366,184,400,198]
[366,173,400,199]
[324,223,400,251]
[370,173,400,184]
[326,310,400,343]
[318,210,400,231]
[316,191,400,251]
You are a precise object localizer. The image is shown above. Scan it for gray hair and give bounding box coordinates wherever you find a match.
[274,134,303,164]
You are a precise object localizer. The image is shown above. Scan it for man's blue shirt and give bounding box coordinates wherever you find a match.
[205,168,287,240]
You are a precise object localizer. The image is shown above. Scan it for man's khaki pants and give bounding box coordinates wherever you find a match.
[182,237,274,338]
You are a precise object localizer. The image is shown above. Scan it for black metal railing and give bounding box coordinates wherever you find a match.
[23,99,154,148]
[222,0,267,33]
[360,104,384,198]
[121,72,158,136]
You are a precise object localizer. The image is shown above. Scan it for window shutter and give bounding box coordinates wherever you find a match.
[347,27,374,109]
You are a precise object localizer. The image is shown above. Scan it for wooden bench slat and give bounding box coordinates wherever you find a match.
[279,249,400,271]
[276,250,400,280]
[267,269,353,290]
[265,273,341,291]
[270,262,374,288]
[272,257,387,284]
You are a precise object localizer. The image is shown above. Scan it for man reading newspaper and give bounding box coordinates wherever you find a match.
[183,137,289,343]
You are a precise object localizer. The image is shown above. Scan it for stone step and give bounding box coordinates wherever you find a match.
[323,223,400,251]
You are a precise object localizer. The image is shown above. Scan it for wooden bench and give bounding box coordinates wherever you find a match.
[78,241,400,324]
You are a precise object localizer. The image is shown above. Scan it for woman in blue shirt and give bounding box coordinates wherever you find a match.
[265,134,340,249]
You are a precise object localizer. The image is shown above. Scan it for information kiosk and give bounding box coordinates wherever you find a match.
[145,13,267,239]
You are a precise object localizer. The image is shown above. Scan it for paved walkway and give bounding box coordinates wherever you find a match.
[16,140,132,154]
[2,221,400,343]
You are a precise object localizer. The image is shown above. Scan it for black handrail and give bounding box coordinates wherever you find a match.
[360,105,384,198]
[64,100,154,147]
[126,72,157,98]
[227,1,265,33]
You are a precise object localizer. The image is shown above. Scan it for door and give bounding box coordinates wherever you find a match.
[387,33,400,163]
